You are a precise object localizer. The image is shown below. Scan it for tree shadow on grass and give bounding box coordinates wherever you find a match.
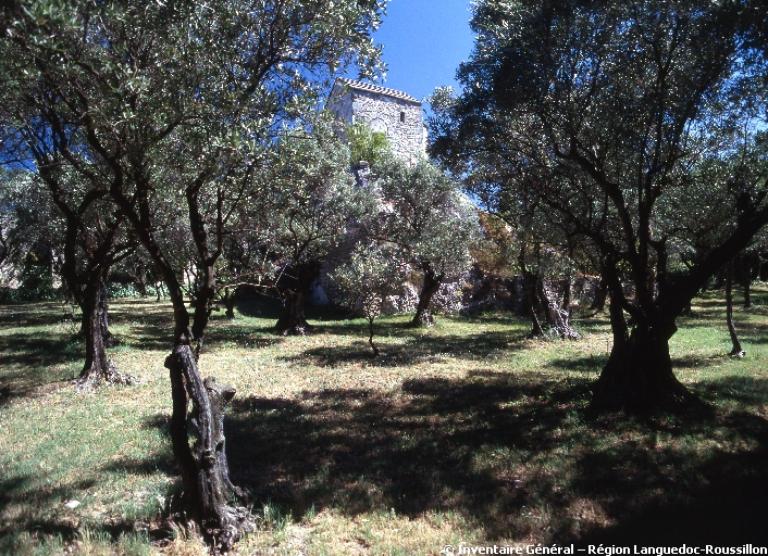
[101,453,176,477]
[0,476,161,553]
[671,353,730,368]
[569,418,768,545]
[0,302,75,328]
[0,475,102,545]
[299,318,415,338]
[547,355,607,374]
[217,373,768,544]
[0,332,81,406]
[281,331,528,367]
[0,304,282,406]
[0,332,80,368]
[203,326,284,351]
[692,375,768,409]
[116,313,285,352]
[740,322,768,345]
[648,286,764,330]
[121,323,174,351]
[223,372,589,540]
[0,454,176,551]
[546,351,747,376]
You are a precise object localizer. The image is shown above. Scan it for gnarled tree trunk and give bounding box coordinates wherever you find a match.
[276,289,312,335]
[522,271,545,337]
[107,168,252,550]
[592,278,608,314]
[98,281,116,347]
[591,277,608,313]
[165,344,249,549]
[591,318,695,411]
[726,261,744,357]
[138,253,251,549]
[222,287,237,320]
[411,267,443,327]
[275,262,319,335]
[591,263,696,412]
[561,275,572,312]
[538,278,579,339]
[76,279,133,389]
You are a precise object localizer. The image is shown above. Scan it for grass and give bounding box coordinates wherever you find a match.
[0,287,767,554]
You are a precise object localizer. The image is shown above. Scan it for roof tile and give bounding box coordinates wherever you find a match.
[333,77,421,105]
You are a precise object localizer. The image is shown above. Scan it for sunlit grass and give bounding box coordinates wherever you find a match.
[1,287,767,554]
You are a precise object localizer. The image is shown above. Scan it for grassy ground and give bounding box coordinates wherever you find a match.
[1,287,767,555]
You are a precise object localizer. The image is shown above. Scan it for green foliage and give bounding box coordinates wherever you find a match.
[434,0,768,324]
[0,170,61,294]
[348,122,391,167]
[241,114,374,281]
[662,131,768,264]
[107,283,154,299]
[330,241,407,322]
[1,0,388,308]
[374,157,479,279]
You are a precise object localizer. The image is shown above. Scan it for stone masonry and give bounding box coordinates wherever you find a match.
[327,77,427,164]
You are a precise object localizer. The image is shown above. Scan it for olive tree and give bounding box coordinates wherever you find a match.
[373,158,478,327]
[0,170,59,296]
[0,168,133,385]
[258,115,371,335]
[330,241,408,356]
[433,0,768,411]
[1,0,385,547]
[662,133,768,357]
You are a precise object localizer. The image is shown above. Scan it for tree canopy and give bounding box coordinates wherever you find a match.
[432,0,768,410]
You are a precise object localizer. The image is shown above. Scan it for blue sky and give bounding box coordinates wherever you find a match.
[366,0,474,101]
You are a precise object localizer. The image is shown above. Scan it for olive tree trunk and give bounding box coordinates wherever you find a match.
[275,262,319,335]
[368,316,380,356]
[276,289,312,335]
[222,287,237,320]
[538,279,579,339]
[591,276,608,313]
[98,281,116,347]
[726,261,745,357]
[591,266,696,412]
[522,271,545,337]
[591,318,695,411]
[143,255,251,549]
[165,344,248,549]
[411,267,443,327]
[76,279,133,389]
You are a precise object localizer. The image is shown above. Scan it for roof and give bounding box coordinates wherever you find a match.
[332,77,421,105]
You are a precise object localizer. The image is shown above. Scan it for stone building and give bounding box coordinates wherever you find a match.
[326,77,427,164]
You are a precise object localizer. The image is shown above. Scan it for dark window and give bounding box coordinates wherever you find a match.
[400,111,405,123]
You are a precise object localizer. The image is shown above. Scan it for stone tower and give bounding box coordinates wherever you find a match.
[326,77,427,164]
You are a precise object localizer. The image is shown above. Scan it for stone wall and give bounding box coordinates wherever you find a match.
[327,82,426,164]
[326,91,354,127]
[351,90,425,164]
